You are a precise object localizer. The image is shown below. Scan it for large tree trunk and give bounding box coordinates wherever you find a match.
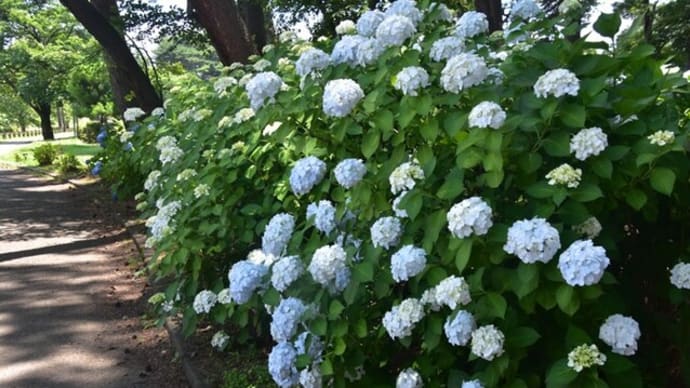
[188,0,255,65]
[238,0,267,52]
[475,0,503,32]
[35,103,54,141]
[59,0,162,114]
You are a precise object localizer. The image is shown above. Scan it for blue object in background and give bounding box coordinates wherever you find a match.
[96,127,107,147]
[91,161,102,176]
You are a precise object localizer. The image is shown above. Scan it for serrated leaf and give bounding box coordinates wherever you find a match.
[650,167,675,195]
[625,189,647,210]
[353,261,375,283]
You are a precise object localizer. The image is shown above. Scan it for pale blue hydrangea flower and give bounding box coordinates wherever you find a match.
[270,297,308,342]
[322,79,364,118]
[268,342,299,387]
[558,240,610,286]
[391,245,427,282]
[289,156,327,196]
[444,310,476,346]
[227,260,268,304]
[376,15,416,47]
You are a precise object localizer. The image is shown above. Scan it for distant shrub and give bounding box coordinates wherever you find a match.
[78,120,102,143]
[32,144,58,166]
[56,154,83,174]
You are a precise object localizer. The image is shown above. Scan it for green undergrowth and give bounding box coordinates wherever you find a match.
[0,137,99,178]
[220,347,273,388]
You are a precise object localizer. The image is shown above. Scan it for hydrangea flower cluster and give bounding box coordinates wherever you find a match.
[334,158,367,188]
[145,200,181,246]
[534,68,580,98]
[308,244,349,292]
[294,331,324,361]
[331,35,366,66]
[670,262,690,289]
[430,2,454,21]
[444,310,476,346]
[176,168,197,181]
[503,217,561,264]
[299,366,322,388]
[296,48,331,78]
[599,314,641,356]
[371,216,403,250]
[307,200,337,234]
[323,79,364,117]
[354,37,385,66]
[382,298,425,339]
[262,213,295,256]
[119,131,133,144]
[156,135,183,165]
[391,245,427,282]
[462,380,484,388]
[468,101,507,129]
[393,191,409,218]
[573,216,602,239]
[245,71,283,110]
[248,249,278,266]
[394,66,430,96]
[570,127,608,160]
[217,288,232,304]
[233,107,255,124]
[213,76,237,95]
[390,160,425,194]
[124,107,145,121]
[567,344,606,372]
[558,239,610,286]
[648,130,675,146]
[356,10,385,37]
[440,53,489,93]
[376,15,417,47]
[144,170,161,191]
[193,183,210,198]
[429,36,465,62]
[559,0,582,14]
[470,325,505,361]
[335,19,356,35]
[268,342,299,387]
[510,0,542,21]
[253,58,271,72]
[433,275,472,309]
[228,260,268,303]
[270,297,308,342]
[193,290,217,314]
[546,163,582,188]
[386,0,423,24]
[454,11,489,38]
[271,256,304,292]
[447,197,493,239]
[211,331,230,350]
[289,156,327,196]
[263,121,282,136]
[396,368,424,388]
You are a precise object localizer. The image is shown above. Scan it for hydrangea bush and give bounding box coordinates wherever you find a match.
[97,1,690,386]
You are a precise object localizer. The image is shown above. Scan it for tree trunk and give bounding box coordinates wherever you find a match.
[188,0,255,65]
[57,105,66,131]
[474,0,503,32]
[59,0,162,114]
[238,0,267,52]
[36,103,54,141]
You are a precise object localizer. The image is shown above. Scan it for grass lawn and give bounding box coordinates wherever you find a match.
[0,138,100,167]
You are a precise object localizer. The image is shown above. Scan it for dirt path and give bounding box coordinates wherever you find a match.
[0,169,187,388]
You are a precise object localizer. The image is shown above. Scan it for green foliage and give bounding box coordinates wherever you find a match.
[100,4,690,387]
[32,143,58,166]
[78,120,103,143]
[55,153,83,174]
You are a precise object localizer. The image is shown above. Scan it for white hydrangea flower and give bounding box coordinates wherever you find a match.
[177,108,195,122]
[573,217,602,239]
[289,156,327,196]
[296,48,331,78]
[156,135,183,165]
[119,131,133,144]
[393,191,409,218]
[248,249,278,266]
[271,256,304,292]
[599,314,641,356]
[440,53,489,93]
[193,108,212,122]
[193,184,210,198]
[331,35,367,66]
[233,107,255,124]
[504,218,561,264]
[394,66,430,96]
[454,11,489,39]
[382,298,425,339]
[386,0,423,24]
[670,262,690,289]
[434,275,471,309]
[307,200,337,234]
[447,197,493,239]
[487,67,505,85]
[271,297,308,342]
[468,101,507,129]
[151,107,165,117]
[214,76,238,95]
[648,130,675,146]
[471,325,505,361]
[177,168,197,181]
[510,0,542,21]
[211,331,230,351]
[245,71,283,110]
[323,79,364,118]
[124,107,146,121]
[217,288,232,304]
[420,288,441,311]
[252,59,271,72]
[308,244,349,292]
[371,216,403,250]
[263,121,283,136]
[567,344,606,372]
[344,366,366,382]
[462,380,484,388]
[390,160,425,194]
[268,342,299,388]
[294,332,324,362]
[144,170,161,191]
[570,127,608,160]
[238,73,252,87]
[145,200,181,245]
[357,10,385,37]
[444,310,476,346]
[192,290,217,314]
[228,260,269,303]
[279,30,297,43]
[429,2,454,21]
[546,163,582,188]
[559,0,582,14]
[262,213,295,256]
[355,37,385,66]
[375,15,416,47]
[558,240,610,286]
[391,245,427,282]
[534,68,580,98]
[336,19,356,35]
[299,366,322,388]
[334,158,366,188]
[429,36,465,62]
[396,367,423,388]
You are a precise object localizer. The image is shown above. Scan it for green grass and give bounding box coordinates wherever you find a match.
[0,138,100,167]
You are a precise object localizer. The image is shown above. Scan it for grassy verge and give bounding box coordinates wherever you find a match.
[0,138,100,179]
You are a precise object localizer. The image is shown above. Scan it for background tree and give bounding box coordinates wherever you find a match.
[0,84,38,133]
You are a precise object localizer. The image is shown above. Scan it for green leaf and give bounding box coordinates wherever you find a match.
[507,327,541,348]
[594,12,621,38]
[399,189,423,220]
[556,284,580,315]
[543,131,571,157]
[477,292,507,320]
[526,181,556,199]
[518,153,542,173]
[422,210,447,252]
[420,118,440,142]
[328,300,345,320]
[515,263,539,298]
[262,288,281,306]
[334,337,347,355]
[625,189,647,210]
[483,151,503,172]
[454,239,473,273]
[546,359,578,388]
[591,158,612,179]
[355,318,368,338]
[650,167,675,195]
[443,111,466,137]
[559,104,586,128]
[373,109,394,133]
[311,317,327,336]
[361,129,380,159]
[571,183,603,202]
[353,261,375,283]
[436,168,464,200]
[320,358,334,376]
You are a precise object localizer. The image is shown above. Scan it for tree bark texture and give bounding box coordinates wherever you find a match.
[238,0,267,52]
[188,0,255,65]
[59,0,162,114]
[36,103,54,141]
[474,0,503,32]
